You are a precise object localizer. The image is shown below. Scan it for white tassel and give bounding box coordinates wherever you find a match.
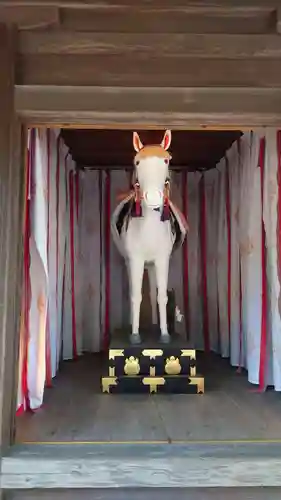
[175,306,184,323]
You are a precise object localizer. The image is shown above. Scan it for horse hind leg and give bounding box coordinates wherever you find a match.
[154,257,170,344]
[129,257,144,344]
[147,264,158,326]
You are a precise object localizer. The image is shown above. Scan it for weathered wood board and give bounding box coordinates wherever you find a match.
[0,24,23,456]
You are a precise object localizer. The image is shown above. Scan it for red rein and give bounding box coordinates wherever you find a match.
[131,180,170,220]
[134,181,142,217]
[162,180,170,221]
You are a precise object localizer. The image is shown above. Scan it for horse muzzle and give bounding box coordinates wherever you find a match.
[143,189,163,209]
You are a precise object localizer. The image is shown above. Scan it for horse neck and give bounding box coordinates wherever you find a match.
[140,203,162,219]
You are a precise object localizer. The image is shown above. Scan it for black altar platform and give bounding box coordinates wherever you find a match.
[101,327,205,394]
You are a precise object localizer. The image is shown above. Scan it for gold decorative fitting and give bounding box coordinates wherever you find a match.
[109,367,115,377]
[190,366,196,377]
[109,349,124,360]
[142,377,165,393]
[165,356,182,375]
[124,356,140,376]
[189,377,205,394]
[181,349,196,360]
[142,349,163,359]
[149,366,156,376]
[102,377,118,393]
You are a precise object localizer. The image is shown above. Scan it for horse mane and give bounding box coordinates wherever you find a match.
[134,145,171,162]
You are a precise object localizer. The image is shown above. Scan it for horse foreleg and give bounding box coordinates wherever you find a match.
[147,264,158,325]
[129,257,144,344]
[154,257,170,343]
[125,258,132,326]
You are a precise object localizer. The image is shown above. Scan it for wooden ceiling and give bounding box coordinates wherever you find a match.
[5,0,281,128]
[60,129,242,170]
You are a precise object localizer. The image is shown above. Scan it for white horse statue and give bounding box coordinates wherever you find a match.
[112,130,188,344]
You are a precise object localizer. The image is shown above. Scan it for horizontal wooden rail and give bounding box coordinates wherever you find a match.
[14,85,281,128]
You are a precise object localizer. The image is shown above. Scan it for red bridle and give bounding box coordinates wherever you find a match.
[133,179,170,221]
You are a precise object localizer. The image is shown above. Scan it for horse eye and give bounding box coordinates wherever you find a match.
[164,159,169,165]
[135,160,140,166]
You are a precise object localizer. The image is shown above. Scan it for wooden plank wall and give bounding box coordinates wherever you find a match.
[1,0,281,126]
[0,23,23,458]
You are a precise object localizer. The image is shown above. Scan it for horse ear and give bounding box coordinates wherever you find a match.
[133,132,143,153]
[161,130,172,151]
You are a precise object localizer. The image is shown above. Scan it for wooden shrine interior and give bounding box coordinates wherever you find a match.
[3,0,281,493]
[14,126,279,445]
[61,129,242,171]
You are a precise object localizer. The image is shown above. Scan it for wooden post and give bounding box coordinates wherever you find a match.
[0,22,23,458]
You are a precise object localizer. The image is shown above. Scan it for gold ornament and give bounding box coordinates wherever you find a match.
[190,365,196,377]
[101,377,118,393]
[142,377,165,393]
[189,377,205,394]
[124,356,140,376]
[142,349,163,360]
[149,366,156,376]
[181,349,196,360]
[165,356,181,375]
[109,349,124,360]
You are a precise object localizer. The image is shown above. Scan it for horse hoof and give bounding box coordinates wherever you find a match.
[160,334,170,344]
[130,333,141,345]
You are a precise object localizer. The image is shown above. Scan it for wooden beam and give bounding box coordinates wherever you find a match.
[0,0,279,8]
[0,6,59,29]
[3,442,281,489]
[76,161,216,171]
[17,54,281,87]
[6,487,281,500]
[60,129,243,144]
[18,32,281,57]
[0,25,23,455]
[14,85,281,128]
[48,8,276,35]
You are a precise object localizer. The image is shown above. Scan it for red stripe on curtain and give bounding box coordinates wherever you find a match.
[55,137,60,311]
[237,139,243,371]
[259,137,267,390]
[104,171,111,351]
[225,158,231,356]
[217,278,221,353]
[75,171,79,222]
[60,254,66,362]
[182,171,189,337]
[200,175,210,352]
[237,256,243,372]
[277,131,281,302]
[69,169,78,359]
[20,129,33,412]
[46,129,51,261]
[16,405,25,416]
[45,129,52,388]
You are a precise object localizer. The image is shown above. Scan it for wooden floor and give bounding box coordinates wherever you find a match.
[15,353,281,443]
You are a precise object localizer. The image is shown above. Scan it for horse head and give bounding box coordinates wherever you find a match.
[132,130,172,219]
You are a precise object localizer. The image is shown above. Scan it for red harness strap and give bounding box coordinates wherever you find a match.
[134,181,142,216]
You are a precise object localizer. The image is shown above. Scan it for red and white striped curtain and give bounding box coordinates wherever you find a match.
[17,129,281,414]
[185,131,281,391]
[17,129,86,413]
